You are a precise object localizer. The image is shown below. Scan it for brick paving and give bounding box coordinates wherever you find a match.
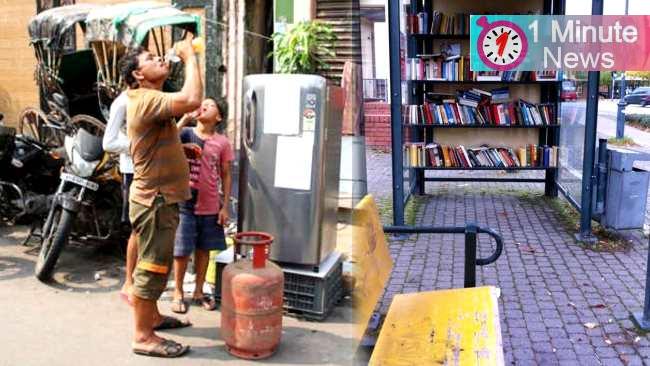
[366,149,650,366]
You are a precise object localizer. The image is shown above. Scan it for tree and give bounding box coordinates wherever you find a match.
[600,72,612,86]
[626,71,650,80]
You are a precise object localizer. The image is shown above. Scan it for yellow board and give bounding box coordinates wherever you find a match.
[351,195,394,342]
[370,286,504,366]
[205,236,234,284]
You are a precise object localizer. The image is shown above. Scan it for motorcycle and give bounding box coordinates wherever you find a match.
[0,116,63,227]
[35,95,126,281]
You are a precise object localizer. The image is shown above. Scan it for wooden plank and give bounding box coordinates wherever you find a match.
[370,286,504,366]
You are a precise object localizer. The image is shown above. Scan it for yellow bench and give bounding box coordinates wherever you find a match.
[369,286,503,365]
[352,195,504,365]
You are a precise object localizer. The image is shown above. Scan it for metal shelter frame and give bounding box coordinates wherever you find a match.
[387,0,603,242]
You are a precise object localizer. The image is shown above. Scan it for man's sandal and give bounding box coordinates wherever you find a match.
[133,339,189,358]
[192,295,217,311]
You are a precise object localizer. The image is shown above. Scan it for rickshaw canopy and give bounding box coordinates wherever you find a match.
[85,2,201,47]
[27,4,101,47]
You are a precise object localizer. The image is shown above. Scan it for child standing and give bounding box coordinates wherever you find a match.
[172,98,234,313]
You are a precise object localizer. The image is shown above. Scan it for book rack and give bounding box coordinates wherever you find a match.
[387,0,564,225]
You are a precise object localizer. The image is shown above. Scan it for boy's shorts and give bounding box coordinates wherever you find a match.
[130,195,179,301]
[174,212,227,257]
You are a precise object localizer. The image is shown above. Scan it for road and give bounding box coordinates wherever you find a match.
[562,99,650,148]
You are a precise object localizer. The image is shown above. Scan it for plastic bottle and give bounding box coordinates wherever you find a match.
[165,37,205,63]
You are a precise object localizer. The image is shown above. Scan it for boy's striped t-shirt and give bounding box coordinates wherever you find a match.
[179,127,234,215]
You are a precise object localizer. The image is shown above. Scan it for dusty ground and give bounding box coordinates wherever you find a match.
[0,225,355,366]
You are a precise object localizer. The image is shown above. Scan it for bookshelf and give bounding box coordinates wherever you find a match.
[404,125,560,129]
[393,0,563,207]
[410,34,469,40]
[413,167,553,171]
[409,80,561,85]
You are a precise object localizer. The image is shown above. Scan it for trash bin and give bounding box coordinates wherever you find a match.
[603,148,650,230]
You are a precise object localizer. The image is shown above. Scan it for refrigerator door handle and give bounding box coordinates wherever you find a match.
[243,89,257,151]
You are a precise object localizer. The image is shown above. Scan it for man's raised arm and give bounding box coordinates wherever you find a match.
[169,36,203,116]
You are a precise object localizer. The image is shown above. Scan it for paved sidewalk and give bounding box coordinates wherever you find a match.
[367,149,650,366]
[0,226,354,366]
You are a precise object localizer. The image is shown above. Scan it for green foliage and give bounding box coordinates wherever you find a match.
[270,21,336,74]
[599,72,612,86]
[627,71,650,80]
[607,136,636,146]
[625,113,650,128]
[573,71,588,80]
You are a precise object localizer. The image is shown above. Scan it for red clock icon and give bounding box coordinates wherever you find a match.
[476,16,529,71]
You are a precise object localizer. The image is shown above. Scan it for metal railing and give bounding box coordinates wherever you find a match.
[383,223,504,288]
[363,79,388,102]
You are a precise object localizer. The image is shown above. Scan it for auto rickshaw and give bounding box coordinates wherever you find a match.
[84,1,202,119]
[21,3,106,147]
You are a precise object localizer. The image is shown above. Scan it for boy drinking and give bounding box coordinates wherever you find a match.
[172,98,234,313]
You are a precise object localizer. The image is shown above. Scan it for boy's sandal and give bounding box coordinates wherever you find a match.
[170,298,188,314]
[193,295,217,311]
[153,315,191,331]
[133,339,190,358]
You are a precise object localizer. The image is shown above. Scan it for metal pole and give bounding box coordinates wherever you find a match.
[387,0,404,226]
[617,75,628,139]
[632,235,650,331]
[594,138,608,216]
[616,0,629,139]
[383,224,504,286]
[578,0,603,244]
[464,224,477,288]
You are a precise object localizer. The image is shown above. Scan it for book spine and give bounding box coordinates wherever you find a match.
[517,147,526,167]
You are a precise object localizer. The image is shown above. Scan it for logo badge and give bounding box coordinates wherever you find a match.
[476,16,529,71]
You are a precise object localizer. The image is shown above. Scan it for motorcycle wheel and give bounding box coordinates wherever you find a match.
[69,114,105,137]
[35,204,74,281]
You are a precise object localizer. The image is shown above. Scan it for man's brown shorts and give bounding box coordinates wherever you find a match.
[129,195,179,300]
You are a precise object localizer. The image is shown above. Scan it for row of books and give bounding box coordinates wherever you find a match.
[403,143,559,168]
[477,70,560,82]
[406,58,560,82]
[406,56,470,81]
[404,97,558,127]
[407,11,470,35]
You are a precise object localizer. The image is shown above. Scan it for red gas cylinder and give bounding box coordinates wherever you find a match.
[221,231,284,359]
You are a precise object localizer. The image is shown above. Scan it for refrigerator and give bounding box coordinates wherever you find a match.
[238,74,344,268]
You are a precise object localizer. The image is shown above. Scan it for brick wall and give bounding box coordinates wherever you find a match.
[364,101,391,151]
[0,0,38,127]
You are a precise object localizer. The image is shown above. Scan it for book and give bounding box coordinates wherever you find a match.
[402,142,559,169]
[476,71,502,81]
[428,12,470,35]
[535,70,559,81]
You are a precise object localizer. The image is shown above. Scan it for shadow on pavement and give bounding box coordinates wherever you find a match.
[183,326,355,364]
[24,240,125,294]
[41,246,124,293]
[0,256,34,281]
[0,225,30,247]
